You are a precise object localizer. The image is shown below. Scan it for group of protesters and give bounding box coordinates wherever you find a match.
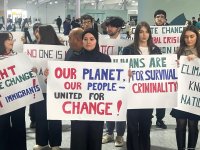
[0,9,200,150]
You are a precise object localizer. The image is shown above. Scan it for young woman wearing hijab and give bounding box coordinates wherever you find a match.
[170,25,200,150]
[33,25,63,150]
[123,21,162,150]
[69,28,111,150]
[0,32,27,150]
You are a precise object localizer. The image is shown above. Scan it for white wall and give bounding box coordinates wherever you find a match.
[27,0,66,24]
[7,0,27,9]
[138,0,200,25]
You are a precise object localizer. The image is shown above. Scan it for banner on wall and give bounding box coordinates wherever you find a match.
[176,56,200,116]
[111,54,178,109]
[47,61,129,121]
[23,44,68,92]
[131,25,185,54]
[0,53,43,115]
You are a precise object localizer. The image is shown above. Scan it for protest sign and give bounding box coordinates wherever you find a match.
[176,56,200,115]
[23,44,68,92]
[47,61,128,121]
[0,53,43,115]
[111,54,178,108]
[12,32,24,53]
[99,37,132,55]
[131,25,185,54]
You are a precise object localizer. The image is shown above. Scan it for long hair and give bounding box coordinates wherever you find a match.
[0,32,13,55]
[38,25,62,45]
[133,21,155,54]
[177,25,200,58]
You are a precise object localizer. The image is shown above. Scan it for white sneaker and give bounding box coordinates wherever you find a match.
[33,145,49,150]
[102,133,114,144]
[51,146,60,150]
[114,136,124,147]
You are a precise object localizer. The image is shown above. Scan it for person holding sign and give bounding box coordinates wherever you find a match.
[102,16,126,147]
[170,25,200,150]
[70,28,111,150]
[154,9,168,129]
[0,32,27,150]
[29,22,42,129]
[33,25,63,150]
[123,21,162,150]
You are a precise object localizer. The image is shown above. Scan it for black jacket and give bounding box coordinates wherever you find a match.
[69,48,111,63]
[123,43,162,55]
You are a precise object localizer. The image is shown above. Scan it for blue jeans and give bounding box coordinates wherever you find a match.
[105,121,126,136]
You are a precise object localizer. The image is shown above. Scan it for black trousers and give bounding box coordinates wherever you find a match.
[0,107,26,150]
[57,25,61,33]
[156,108,165,121]
[71,120,104,150]
[24,29,32,43]
[29,103,36,122]
[35,94,62,147]
[127,109,153,150]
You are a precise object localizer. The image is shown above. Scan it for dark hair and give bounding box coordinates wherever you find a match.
[105,16,125,28]
[132,21,155,54]
[177,25,200,58]
[154,9,166,18]
[81,14,93,23]
[82,28,99,51]
[0,32,13,55]
[33,23,42,33]
[38,25,62,45]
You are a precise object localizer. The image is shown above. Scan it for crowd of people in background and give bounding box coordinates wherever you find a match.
[1,12,200,36]
[0,9,200,150]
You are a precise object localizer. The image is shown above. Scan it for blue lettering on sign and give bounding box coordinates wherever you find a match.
[82,68,123,81]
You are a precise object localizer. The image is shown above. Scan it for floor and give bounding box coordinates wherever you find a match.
[26,108,200,150]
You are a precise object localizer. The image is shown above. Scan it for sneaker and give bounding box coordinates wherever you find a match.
[114,136,124,147]
[33,145,49,150]
[102,133,114,144]
[51,146,60,150]
[156,120,167,129]
[30,121,36,128]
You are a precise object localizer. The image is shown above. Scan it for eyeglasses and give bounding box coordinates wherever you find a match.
[155,15,165,19]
